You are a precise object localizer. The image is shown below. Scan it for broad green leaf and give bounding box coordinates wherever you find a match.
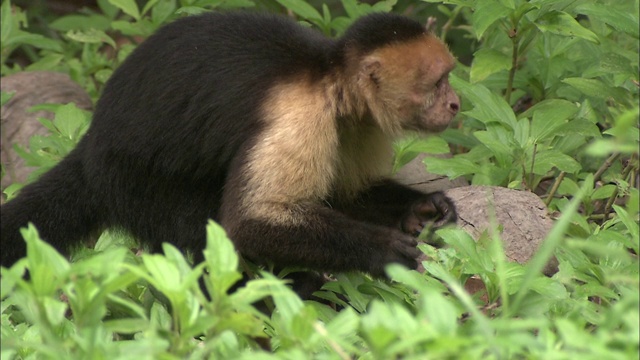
[42,297,68,326]
[142,254,181,291]
[591,185,616,200]
[53,103,87,141]
[66,29,116,48]
[421,289,458,335]
[1,91,15,106]
[423,156,480,179]
[204,220,238,274]
[451,74,518,129]
[109,0,141,20]
[141,0,160,15]
[439,228,493,273]
[103,318,150,333]
[1,0,14,44]
[613,205,639,246]
[274,0,322,22]
[23,224,70,296]
[393,136,450,172]
[534,11,599,43]
[562,78,626,100]
[49,15,112,31]
[472,0,511,39]
[556,177,579,195]
[470,48,511,83]
[261,272,303,319]
[522,99,578,141]
[576,4,639,38]
[510,179,590,315]
[111,19,155,37]
[371,0,396,12]
[26,54,65,71]
[4,31,63,51]
[175,6,208,16]
[555,120,600,138]
[598,52,637,76]
[528,149,581,175]
[151,0,177,25]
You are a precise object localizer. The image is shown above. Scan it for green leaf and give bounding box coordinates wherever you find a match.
[142,254,181,291]
[4,31,63,51]
[421,289,458,335]
[555,120,600,138]
[151,0,176,25]
[473,124,516,167]
[575,3,639,38]
[274,0,322,22]
[472,0,511,39]
[49,15,112,32]
[1,0,14,44]
[103,318,150,334]
[109,0,141,20]
[1,91,15,106]
[510,179,590,315]
[423,156,479,179]
[53,103,88,141]
[393,136,450,171]
[66,29,116,48]
[261,272,304,319]
[470,48,511,83]
[23,224,70,296]
[522,99,578,141]
[441,228,494,274]
[529,149,581,175]
[534,11,599,43]
[591,185,616,200]
[613,205,639,247]
[451,74,518,129]
[111,19,155,37]
[174,6,208,16]
[26,54,65,71]
[204,221,237,274]
[561,78,625,100]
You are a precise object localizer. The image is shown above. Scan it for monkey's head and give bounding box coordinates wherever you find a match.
[342,15,460,136]
[357,34,459,135]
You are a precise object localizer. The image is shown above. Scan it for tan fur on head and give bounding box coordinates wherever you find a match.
[355,33,458,135]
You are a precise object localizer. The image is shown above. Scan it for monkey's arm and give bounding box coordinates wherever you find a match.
[333,180,457,235]
[223,202,420,277]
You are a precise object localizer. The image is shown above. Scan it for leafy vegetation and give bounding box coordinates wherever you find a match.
[1,0,638,359]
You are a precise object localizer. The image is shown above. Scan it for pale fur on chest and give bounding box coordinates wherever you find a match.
[241,77,394,223]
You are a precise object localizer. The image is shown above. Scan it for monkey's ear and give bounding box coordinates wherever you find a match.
[358,57,382,89]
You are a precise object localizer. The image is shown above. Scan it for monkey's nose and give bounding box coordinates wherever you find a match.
[448,95,460,115]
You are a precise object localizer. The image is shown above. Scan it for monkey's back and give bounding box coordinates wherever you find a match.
[75,13,334,248]
[86,13,334,179]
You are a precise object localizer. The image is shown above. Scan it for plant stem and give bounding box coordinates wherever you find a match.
[545,171,566,207]
[594,152,620,183]
[505,29,519,104]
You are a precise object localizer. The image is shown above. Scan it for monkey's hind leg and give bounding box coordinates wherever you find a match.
[1,148,100,267]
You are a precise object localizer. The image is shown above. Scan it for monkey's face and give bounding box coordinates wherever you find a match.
[358,34,459,135]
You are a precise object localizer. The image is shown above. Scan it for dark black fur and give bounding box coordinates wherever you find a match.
[1,12,454,276]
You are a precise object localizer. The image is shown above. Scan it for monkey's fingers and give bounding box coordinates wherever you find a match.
[390,234,421,267]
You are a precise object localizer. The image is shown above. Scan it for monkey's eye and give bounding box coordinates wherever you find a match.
[435,75,447,88]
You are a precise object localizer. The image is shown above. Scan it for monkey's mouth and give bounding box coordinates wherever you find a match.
[423,120,452,133]
[406,114,452,134]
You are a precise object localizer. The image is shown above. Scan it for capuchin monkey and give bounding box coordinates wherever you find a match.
[1,12,460,279]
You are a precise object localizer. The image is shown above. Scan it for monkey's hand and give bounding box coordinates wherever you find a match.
[401,192,457,237]
[369,231,421,276]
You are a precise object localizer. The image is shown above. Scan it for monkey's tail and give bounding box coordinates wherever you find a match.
[1,148,100,267]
